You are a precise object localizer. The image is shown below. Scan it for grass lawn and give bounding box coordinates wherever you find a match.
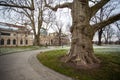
[37,46,120,80]
[0,46,44,55]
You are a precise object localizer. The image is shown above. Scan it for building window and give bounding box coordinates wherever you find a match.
[26,40,28,45]
[1,32,10,36]
[20,39,23,44]
[1,39,4,45]
[13,39,16,45]
[7,39,11,45]
[14,34,16,36]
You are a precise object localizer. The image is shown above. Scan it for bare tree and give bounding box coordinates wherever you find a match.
[116,30,120,44]
[114,21,120,44]
[45,0,120,69]
[51,20,64,46]
[91,1,118,45]
[43,9,55,32]
[102,25,115,44]
[114,21,120,31]
[0,0,47,46]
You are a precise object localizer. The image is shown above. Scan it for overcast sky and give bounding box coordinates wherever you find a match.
[0,0,120,41]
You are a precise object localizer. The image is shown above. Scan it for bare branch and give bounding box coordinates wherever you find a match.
[89,0,99,4]
[92,13,120,32]
[44,0,72,11]
[114,22,120,31]
[90,0,110,18]
[0,0,34,10]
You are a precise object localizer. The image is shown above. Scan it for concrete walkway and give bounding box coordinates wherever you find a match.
[0,48,73,80]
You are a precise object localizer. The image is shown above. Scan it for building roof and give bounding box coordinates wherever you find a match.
[0,22,25,29]
[0,22,33,34]
[0,27,33,34]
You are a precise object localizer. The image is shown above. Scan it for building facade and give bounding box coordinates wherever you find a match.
[40,32,70,46]
[0,28,33,47]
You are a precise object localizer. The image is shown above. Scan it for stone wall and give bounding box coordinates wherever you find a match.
[0,30,33,47]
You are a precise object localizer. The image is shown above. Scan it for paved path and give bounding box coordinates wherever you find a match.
[0,48,73,80]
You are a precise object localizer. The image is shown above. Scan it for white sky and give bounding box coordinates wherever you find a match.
[0,0,120,41]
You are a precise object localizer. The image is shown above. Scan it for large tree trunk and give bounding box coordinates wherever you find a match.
[65,26,100,69]
[64,0,100,69]
[45,0,120,69]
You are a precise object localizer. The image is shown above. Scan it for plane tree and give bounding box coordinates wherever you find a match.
[102,25,115,44]
[44,0,120,69]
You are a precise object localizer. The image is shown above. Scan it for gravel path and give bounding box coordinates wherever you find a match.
[0,49,73,80]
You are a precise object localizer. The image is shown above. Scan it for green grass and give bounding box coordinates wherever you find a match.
[37,48,120,80]
[0,46,43,55]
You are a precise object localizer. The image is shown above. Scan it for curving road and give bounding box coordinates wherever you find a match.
[0,48,73,80]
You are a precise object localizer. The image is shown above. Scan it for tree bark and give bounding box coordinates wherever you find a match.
[58,29,62,46]
[66,25,100,68]
[65,0,100,69]
[34,35,40,46]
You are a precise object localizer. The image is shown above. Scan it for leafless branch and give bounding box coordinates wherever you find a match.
[92,13,120,32]
[90,0,110,18]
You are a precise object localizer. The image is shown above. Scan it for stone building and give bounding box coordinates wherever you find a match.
[39,28,49,46]
[49,33,70,46]
[40,31,70,46]
[0,23,33,47]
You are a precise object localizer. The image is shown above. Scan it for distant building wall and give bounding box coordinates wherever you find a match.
[0,29,33,47]
[40,32,70,46]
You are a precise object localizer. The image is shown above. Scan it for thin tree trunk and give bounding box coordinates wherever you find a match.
[34,34,40,46]
[98,29,103,45]
[58,35,61,46]
[105,40,108,44]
